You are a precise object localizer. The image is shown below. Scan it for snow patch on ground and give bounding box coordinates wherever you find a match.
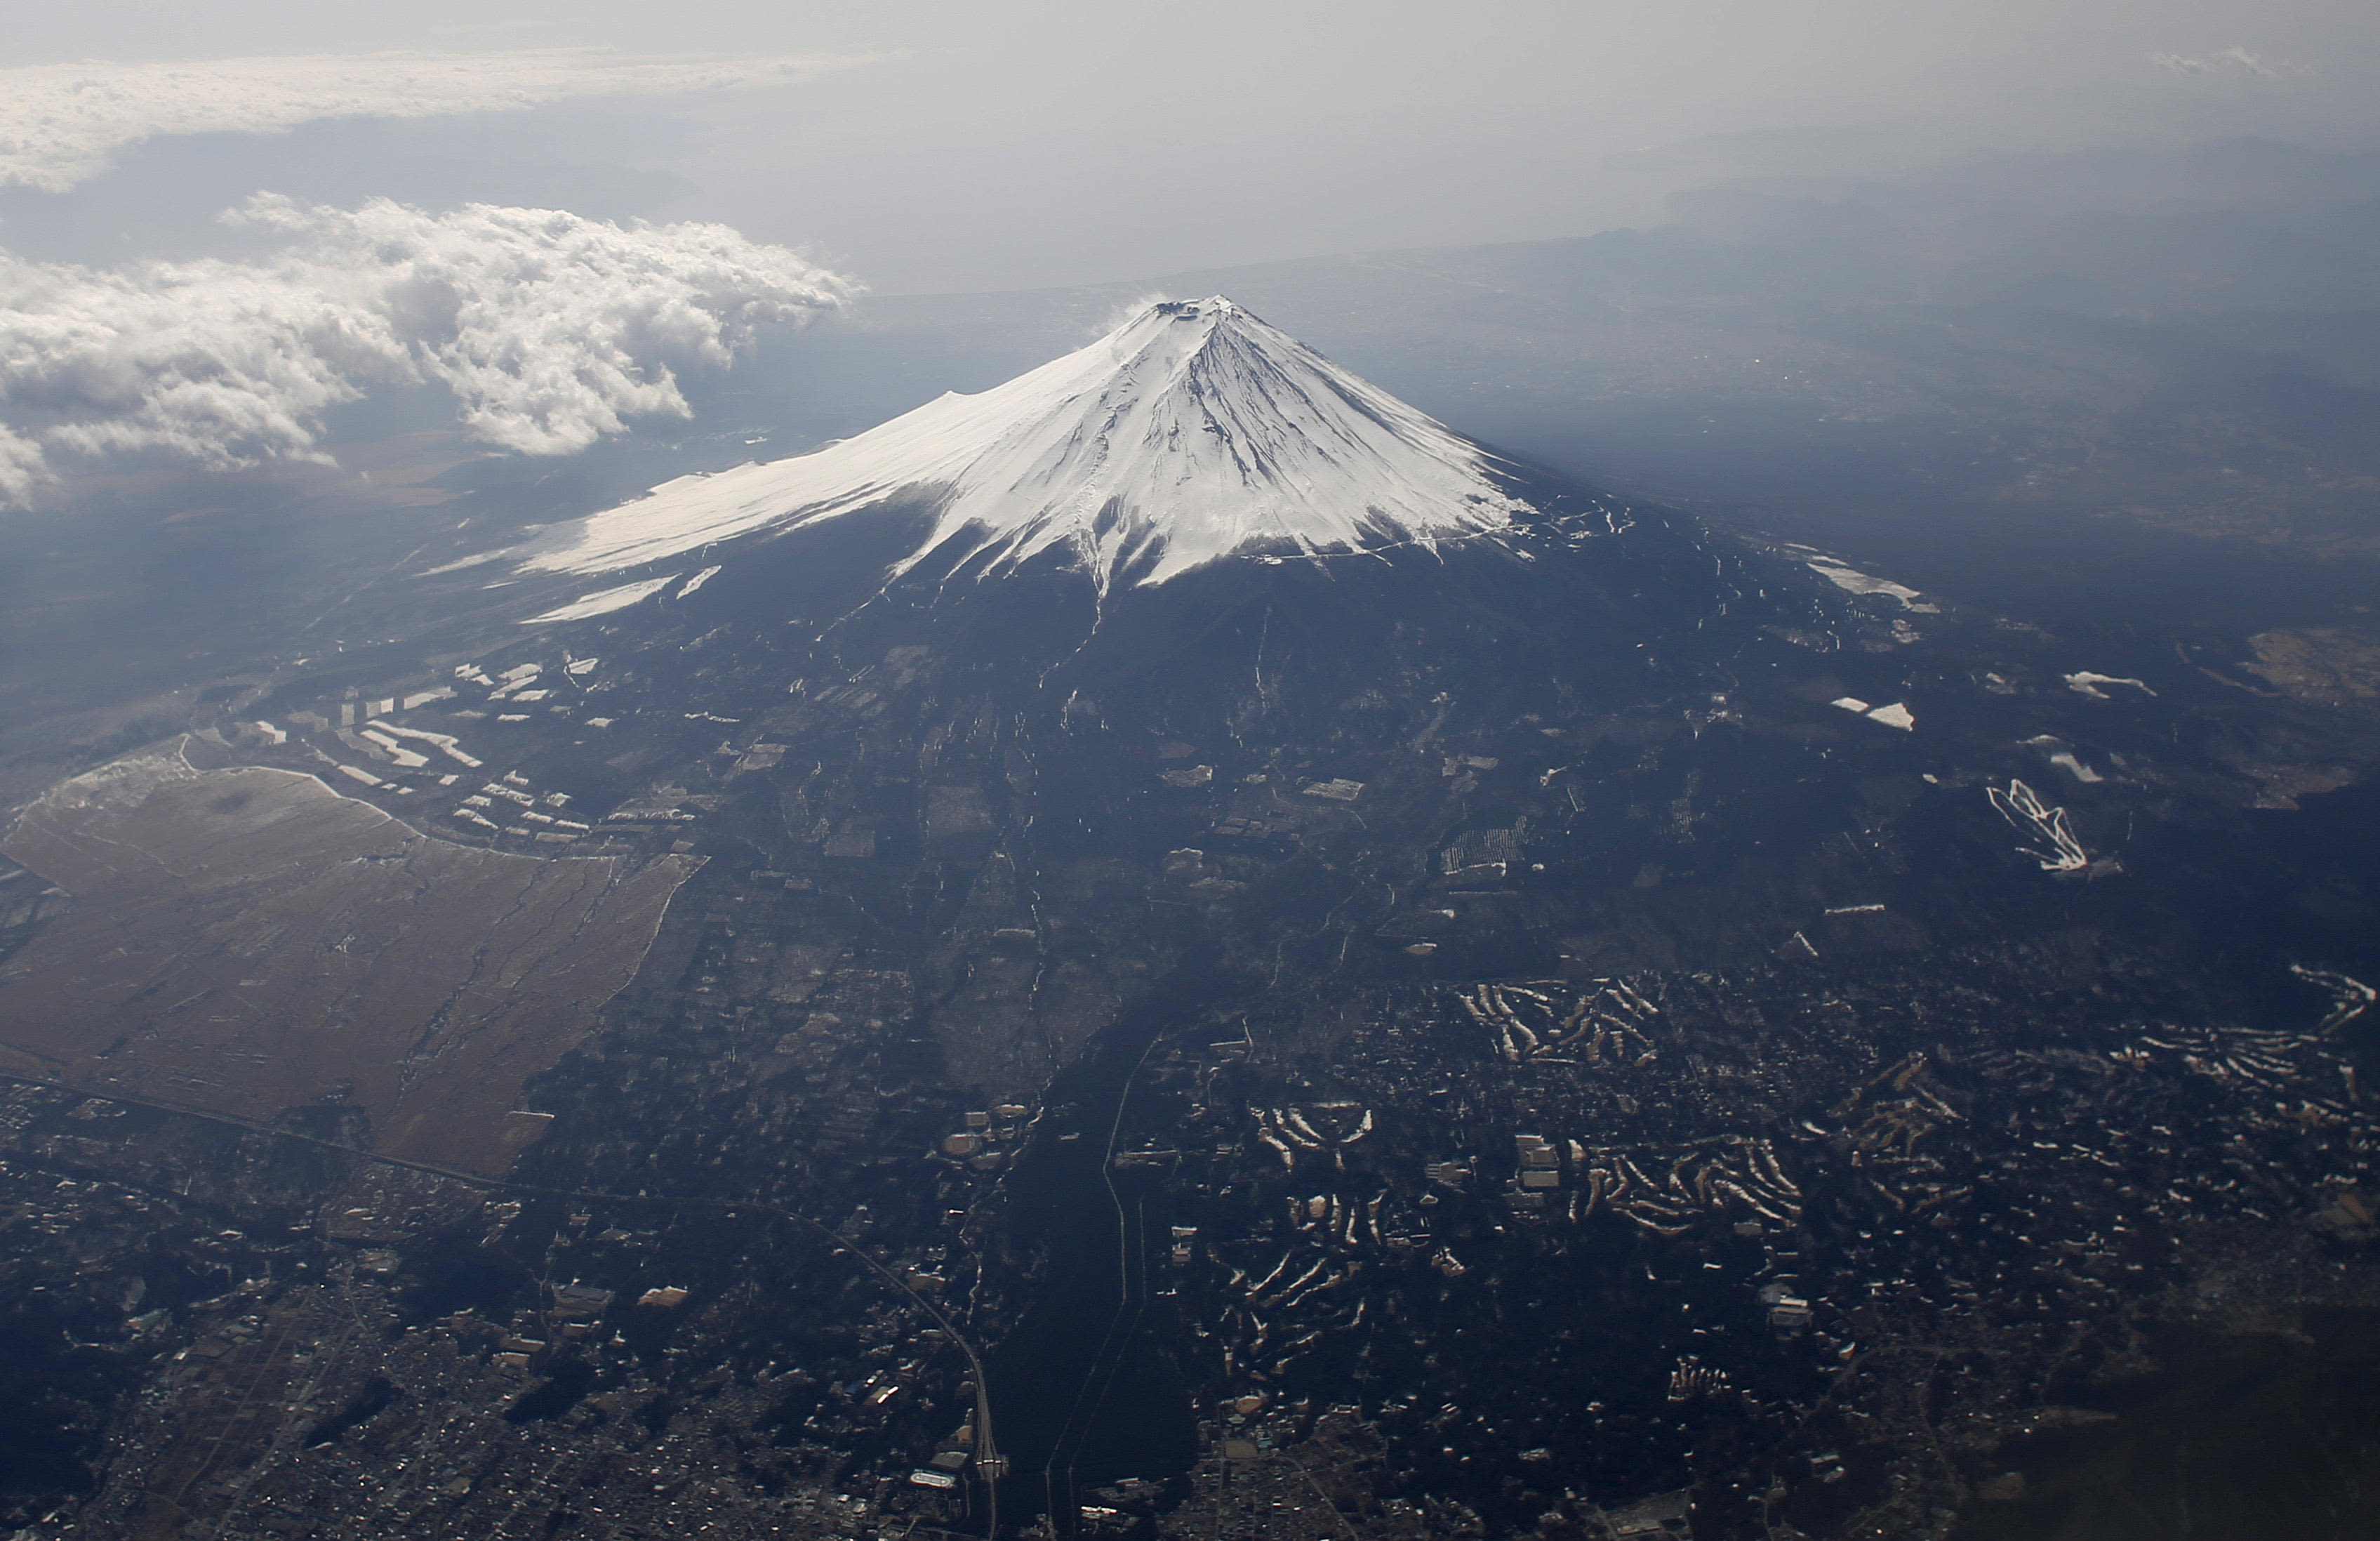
[1791,547,1935,611]
[2065,672,2155,699]
[2049,752,2101,783]
[420,550,505,576]
[525,574,678,623]
[1830,696,1913,728]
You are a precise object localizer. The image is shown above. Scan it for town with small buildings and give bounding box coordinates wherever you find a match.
[4,516,2379,1541]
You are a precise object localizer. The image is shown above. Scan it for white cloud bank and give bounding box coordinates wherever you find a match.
[0,49,867,194]
[0,196,856,503]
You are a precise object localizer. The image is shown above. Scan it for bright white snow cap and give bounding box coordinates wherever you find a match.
[521,296,1533,590]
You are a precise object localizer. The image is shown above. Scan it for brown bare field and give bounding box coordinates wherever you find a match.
[2248,627,2380,703]
[0,741,696,1173]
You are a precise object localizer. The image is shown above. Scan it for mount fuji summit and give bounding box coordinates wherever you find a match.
[392,292,1834,856]
[519,296,1541,598]
[469,293,1776,716]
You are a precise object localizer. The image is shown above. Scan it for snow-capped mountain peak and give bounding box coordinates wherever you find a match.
[520,296,1534,591]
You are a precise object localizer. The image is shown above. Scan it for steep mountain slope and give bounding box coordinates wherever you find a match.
[517,297,1536,593]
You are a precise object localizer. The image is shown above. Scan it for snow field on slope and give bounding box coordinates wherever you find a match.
[522,297,1534,590]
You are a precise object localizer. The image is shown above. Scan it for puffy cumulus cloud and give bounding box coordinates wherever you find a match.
[0,49,870,194]
[0,425,45,507]
[0,196,856,501]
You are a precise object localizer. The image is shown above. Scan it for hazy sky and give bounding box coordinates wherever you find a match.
[1,1,2375,503]
[5,1,2377,293]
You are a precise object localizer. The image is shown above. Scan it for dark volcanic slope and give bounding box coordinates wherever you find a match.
[11,322,2380,1541]
[339,461,2372,1535]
